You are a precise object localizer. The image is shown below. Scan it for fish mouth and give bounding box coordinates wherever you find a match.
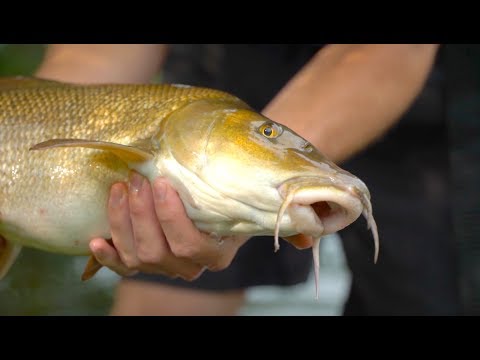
[275,177,379,263]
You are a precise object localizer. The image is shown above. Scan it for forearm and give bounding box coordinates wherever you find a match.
[263,44,440,163]
[35,44,168,84]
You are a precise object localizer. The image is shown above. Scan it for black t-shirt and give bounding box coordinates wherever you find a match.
[160,45,462,315]
[445,44,480,315]
[160,45,480,314]
[162,44,445,128]
[163,44,320,110]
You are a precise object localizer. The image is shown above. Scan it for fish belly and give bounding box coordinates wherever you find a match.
[0,146,129,255]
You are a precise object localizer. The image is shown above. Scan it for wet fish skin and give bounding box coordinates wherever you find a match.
[0,77,378,286]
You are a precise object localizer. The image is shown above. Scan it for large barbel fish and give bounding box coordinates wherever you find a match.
[0,77,378,297]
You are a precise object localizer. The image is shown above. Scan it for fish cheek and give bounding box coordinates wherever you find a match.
[161,101,228,171]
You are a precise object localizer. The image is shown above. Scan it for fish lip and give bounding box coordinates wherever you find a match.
[277,176,365,234]
[277,176,379,264]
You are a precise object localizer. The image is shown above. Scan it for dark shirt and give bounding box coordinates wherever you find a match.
[445,45,480,315]
[161,44,476,315]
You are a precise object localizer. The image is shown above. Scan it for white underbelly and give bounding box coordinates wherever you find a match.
[0,195,111,255]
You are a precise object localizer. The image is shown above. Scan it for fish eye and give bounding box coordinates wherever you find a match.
[259,123,281,139]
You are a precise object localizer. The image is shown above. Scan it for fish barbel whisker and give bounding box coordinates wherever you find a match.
[308,203,324,301]
[312,236,321,300]
[274,190,296,252]
[274,185,325,299]
[360,193,379,264]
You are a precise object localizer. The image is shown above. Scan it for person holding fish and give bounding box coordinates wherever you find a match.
[31,44,458,315]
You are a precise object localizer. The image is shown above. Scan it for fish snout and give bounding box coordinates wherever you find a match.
[327,170,371,201]
[276,176,366,236]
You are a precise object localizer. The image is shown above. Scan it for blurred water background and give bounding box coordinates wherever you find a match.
[0,44,351,315]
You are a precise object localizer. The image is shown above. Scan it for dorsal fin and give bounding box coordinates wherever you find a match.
[0,76,65,90]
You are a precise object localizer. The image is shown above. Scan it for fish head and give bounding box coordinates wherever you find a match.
[160,97,378,260]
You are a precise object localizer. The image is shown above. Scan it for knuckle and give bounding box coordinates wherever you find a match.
[171,243,200,260]
[129,202,146,217]
[154,201,184,223]
[108,209,125,227]
[155,209,176,223]
[122,256,140,270]
[137,248,165,265]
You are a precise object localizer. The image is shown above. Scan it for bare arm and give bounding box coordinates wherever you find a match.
[35,44,168,83]
[263,44,440,163]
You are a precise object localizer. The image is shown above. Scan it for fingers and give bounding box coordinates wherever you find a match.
[205,235,250,272]
[107,182,138,268]
[99,173,250,280]
[152,177,250,271]
[128,172,204,280]
[128,172,165,267]
[90,238,138,277]
[152,177,219,265]
[103,173,204,280]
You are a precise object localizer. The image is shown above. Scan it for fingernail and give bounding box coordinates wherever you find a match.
[153,178,167,202]
[129,172,144,193]
[110,185,125,207]
[90,242,104,260]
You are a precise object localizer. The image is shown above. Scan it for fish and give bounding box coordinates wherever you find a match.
[0,76,379,298]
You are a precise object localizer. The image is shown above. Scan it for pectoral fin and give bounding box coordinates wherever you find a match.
[283,233,314,250]
[30,139,154,163]
[81,255,103,281]
[0,235,22,280]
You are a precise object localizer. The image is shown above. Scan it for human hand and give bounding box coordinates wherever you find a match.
[89,172,250,281]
